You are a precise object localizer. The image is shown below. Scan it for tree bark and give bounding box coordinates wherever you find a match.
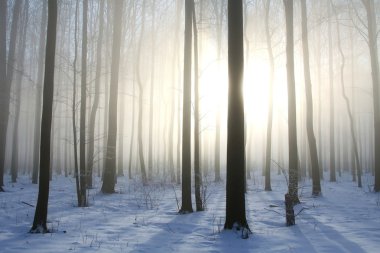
[193,2,203,212]
[11,0,29,183]
[361,0,380,192]
[264,0,274,192]
[87,0,105,188]
[101,0,124,193]
[284,0,299,204]
[179,0,194,214]
[301,0,321,195]
[79,0,88,207]
[0,0,22,188]
[30,0,57,233]
[224,0,249,233]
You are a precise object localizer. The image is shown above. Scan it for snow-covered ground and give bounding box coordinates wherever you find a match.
[0,172,379,252]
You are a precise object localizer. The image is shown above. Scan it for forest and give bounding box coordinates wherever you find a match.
[0,0,380,252]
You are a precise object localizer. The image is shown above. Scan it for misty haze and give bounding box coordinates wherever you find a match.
[0,0,380,252]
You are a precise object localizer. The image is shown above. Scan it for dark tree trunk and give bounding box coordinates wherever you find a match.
[179,0,194,214]
[264,0,274,192]
[78,0,88,207]
[87,0,105,188]
[193,2,203,212]
[32,0,47,185]
[301,0,321,196]
[101,0,123,193]
[224,0,249,233]
[11,0,29,183]
[0,0,21,188]
[0,0,6,190]
[284,0,299,204]
[30,0,57,233]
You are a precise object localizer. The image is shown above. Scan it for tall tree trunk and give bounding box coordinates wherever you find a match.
[0,0,22,188]
[193,2,203,212]
[136,0,148,185]
[30,0,57,233]
[0,0,6,190]
[72,0,81,206]
[101,0,124,193]
[11,0,29,183]
[361,0,380,192]
[176,0,183,185]
[284,0,299,204]
[214,0,224,183]
[333,4,362,187]
[87,0,105,188]
[148,0,156,180]
[224,0,249,234]
[328,0,336,182]
[179,0,194,214]
[78,0,88,207]
[264,0,274,192]
[301,0,321,195]
[32,0,47,184]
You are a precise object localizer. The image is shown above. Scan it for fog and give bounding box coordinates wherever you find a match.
[1,0,379,184]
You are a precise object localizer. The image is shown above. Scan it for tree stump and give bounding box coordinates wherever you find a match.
[285,193,295,226]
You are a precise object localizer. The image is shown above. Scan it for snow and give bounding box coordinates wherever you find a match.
[0,172,379,252]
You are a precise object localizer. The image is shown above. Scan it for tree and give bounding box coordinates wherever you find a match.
[78,0,88,207]
[284,0,299,204]
[87,0,105,188]
[224,0,249,235]
[300,0,321,196]
[32,0,47,185]
[0,0,22,189]
[360,0,380,192]
[193,2,203,212]
[0,0,5,190]
[11,0,29,183]
[332,3,362,188]
[136,0,148,185]
[328,0,336,182]
[179,0,194,214]
[264,0,274,192]
[30,0,58,233]
[101,0,124,193]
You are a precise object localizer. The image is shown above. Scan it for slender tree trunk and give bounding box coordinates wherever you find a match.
[334,4,362,187]
[78,0,88,207]
[0,0,22,188]
[87,0,105,188]
[11,0,29,183]
[224,0,249,234]
[328,0,336,182]
[361,0,380,192]
[117,103,125,177]
[148,0,156,180]
[301,0,321,195]
[0,0,6,190]
[30,0,57,233]
[136,0,148,185]
[214,0,223,183]
[101,0,124,193]
[284,0,299,204]
[264,0,274,192]
[179,0,194,214]
[193,3,203,211]
[72,0,81,206]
